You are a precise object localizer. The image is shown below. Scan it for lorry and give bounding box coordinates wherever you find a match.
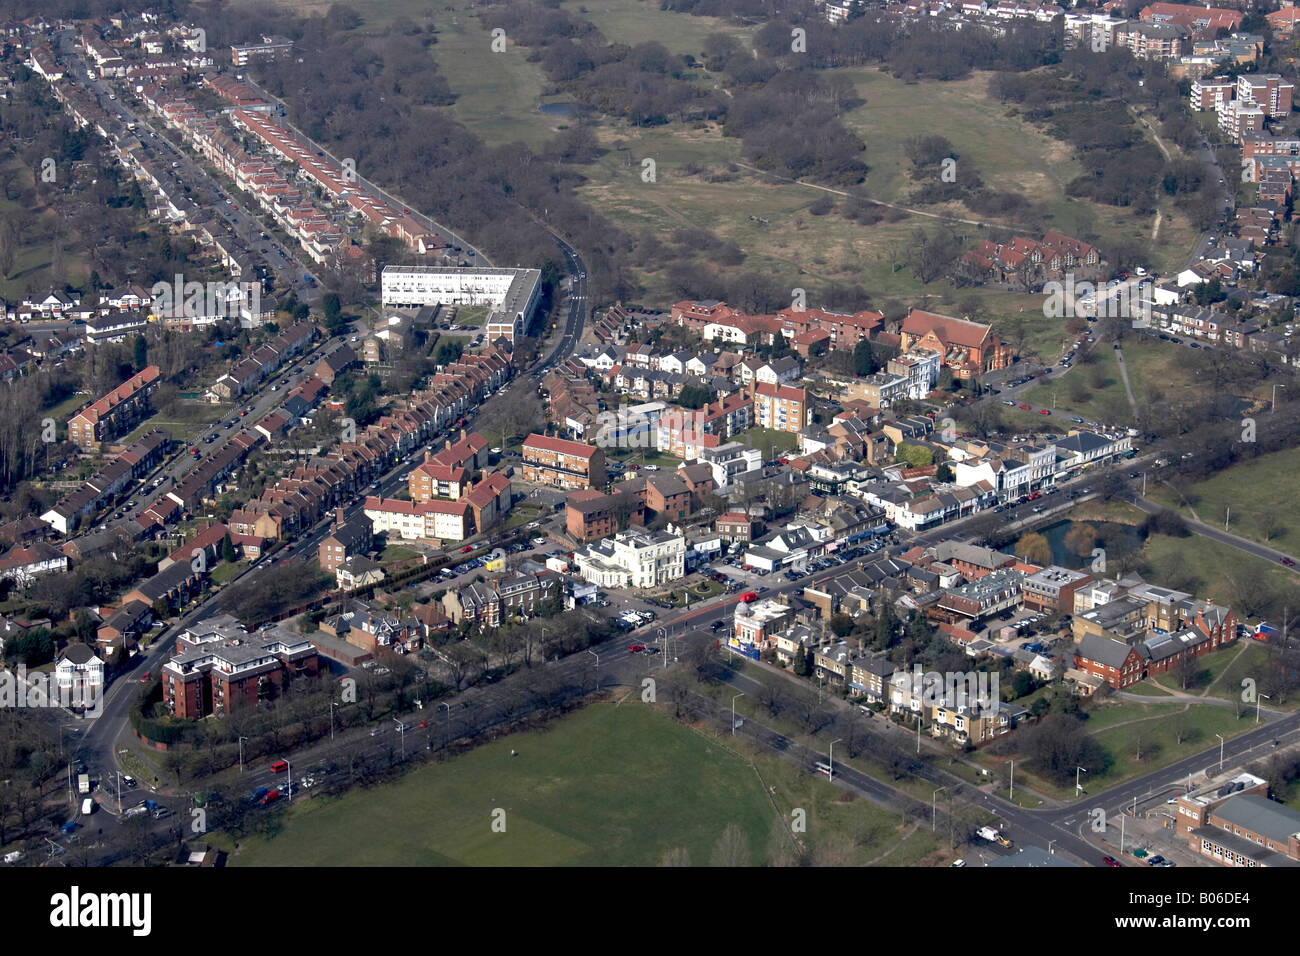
[76,773,90,795]
[976,826,1013,848]
[80,798,94,816]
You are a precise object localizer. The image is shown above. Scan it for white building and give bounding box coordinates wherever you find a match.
[574,528,686,589]
[363,496,470,542]
[886,348,942,400]
[699,441,762,490]
[380,266,541,345]
[55,644,104,708]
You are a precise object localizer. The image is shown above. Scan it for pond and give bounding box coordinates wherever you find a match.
[1030,519,1147,570]
[539,102,579,116]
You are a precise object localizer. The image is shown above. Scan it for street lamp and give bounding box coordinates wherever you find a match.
[933,786,946,831]
[732,693,745,736]
[1257,693,1271,724]
[238,736,248,773]
[394,718,406,758]
[1216,732,1225,772]
[1008,760,1014,802]
[588,650,600,690]
[439,701,451,749]
[830,738,843,782]
[284,759,292,803]
[330,702,338,741]
[1076,766,1088,795]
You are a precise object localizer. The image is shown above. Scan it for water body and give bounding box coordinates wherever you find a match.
[1033,519,1146,570]
[539,102,578,116]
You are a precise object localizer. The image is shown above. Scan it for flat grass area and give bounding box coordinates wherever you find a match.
[1146,447,1300,557]
[210,561,245,586]
[561,0,756,56]
[737,426,799,458]
[379,545,418,565]
[1123,681,1174,697]
[1140,533,1299,610]
[219,701,943,865]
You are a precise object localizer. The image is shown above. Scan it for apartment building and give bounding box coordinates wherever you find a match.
[1115,21,1186,60]
[409,455,470,502]
[886,348,942,400]
[363,496,472,542]
[731,598,798,655]
[67,365,161,451]
[521,434,606,490]
[380,266,541,344]
[754,382,810,433]
[163,618,318,719]
[1190,76,1236,111]
[1237,74,1294,117]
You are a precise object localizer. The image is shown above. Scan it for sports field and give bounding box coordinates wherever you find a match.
[221,701,945,865]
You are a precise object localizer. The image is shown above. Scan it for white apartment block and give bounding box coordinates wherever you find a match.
[380,266,541,344]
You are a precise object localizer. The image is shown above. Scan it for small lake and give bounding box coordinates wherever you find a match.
[1031,519,1146,569]
[539,102,578,116]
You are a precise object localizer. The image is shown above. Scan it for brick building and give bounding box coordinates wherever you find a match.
[521,434,606,490]
[67,365,161,451]
[163,616,319,719]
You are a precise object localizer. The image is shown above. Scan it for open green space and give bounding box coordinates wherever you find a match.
[1140,532,1299,613]
[737,426,799,459]
[561,0,756,56]
[218,701,944,865]
[1146,446,1300,557]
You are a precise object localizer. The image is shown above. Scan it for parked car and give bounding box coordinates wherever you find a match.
[1102,855,1121,867]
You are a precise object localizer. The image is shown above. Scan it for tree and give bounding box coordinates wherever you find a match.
[132,334,148,372]
[221,534,236,564]
[935,463,954,483]
[853,338,876,376]
[1063,523,1096,558]
[1014,532,1052,566]
[709,823,751,867]
[793,644,811,677]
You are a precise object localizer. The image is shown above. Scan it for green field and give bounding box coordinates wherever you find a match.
[1146,447,1300,557]
[1140,532,1299,611]
[737,426,799,459]
[562,0,755,56]
[219,702,945,865]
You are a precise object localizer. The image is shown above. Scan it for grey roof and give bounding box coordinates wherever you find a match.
[1212,793,1300,844]
[1076,633,1134,670]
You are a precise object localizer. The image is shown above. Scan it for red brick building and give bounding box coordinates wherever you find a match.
[522,434,606,490]
[163,618,319,719]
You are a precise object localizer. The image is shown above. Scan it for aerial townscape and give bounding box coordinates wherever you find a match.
[0,0,1299,903]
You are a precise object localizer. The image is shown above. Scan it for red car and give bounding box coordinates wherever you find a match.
[1282,557,1296,567]
[460,545,473,553]
[739,591,758,603]
[1038,408,1051,415]
[628,644,645,653]
[260,790,280,804]
[138,671,151,683]
[1102,855,1121,867]
[1018,404,1030,411]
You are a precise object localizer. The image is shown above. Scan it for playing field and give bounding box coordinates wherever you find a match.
[224,704,779,865]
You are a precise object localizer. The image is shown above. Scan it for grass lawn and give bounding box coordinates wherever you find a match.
[737,427,799,459]
[1140,533,1299,612]
[561,0,756,56]
[379,545,418,565]
[210,561,245,586]
[1145,446,1300,557]
[1122,681,1173,697]
[218,701,942,865]
[608,447,682,468]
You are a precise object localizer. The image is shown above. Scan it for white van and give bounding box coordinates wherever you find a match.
[81,798,94,816]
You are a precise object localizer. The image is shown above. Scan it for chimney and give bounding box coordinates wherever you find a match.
[460,428,467,442]
[424,450,431,463]
[445,439,451,451]
[335,507,344,527]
